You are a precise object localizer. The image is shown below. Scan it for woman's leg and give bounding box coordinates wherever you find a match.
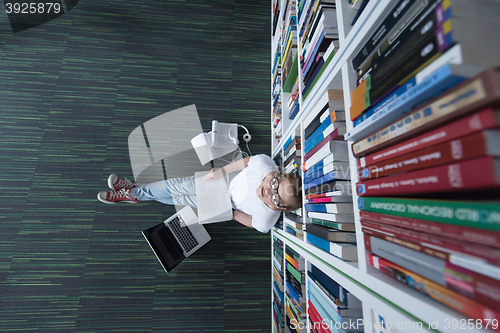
[130,176,197,208]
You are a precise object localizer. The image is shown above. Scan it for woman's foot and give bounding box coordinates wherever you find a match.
[108,174,135,191]
[97,188,139,204]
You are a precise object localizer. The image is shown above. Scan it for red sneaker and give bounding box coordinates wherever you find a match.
[97,188,139,204]
[107,174,135,191]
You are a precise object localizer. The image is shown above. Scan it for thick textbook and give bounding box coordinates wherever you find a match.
[365,235,500,308]
[350,19,449,120]
[368,254,500,327]
[306,195,352,204]
[361,219,500,267]
[357,107,500,168]
[353,68,500,158]
[306,223,356,243]
[359,210,500,248]
[358,196,500,231]
[346,59,468,142]
[307,233,357,261]
[351,0,423,71]
[356,156,500,197]
[304,160,350,184]
[359,129,500,180]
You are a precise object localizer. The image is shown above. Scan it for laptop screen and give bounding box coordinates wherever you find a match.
[142,223,185,272]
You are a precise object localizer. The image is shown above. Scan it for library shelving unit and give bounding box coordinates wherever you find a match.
[270,1,498,332]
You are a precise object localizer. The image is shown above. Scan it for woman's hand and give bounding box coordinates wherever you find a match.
[203,168,224,181]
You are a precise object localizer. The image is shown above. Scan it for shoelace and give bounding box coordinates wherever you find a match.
[115,177,131,189]
[109,188,131,200]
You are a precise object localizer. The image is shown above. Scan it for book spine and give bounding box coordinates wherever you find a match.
[365,235,500,309]
[359,210,500,248]
[305,203,354,214]
[357,108,500,168]
[352,68,500,158]
[360,219,500,265]
[358,130,492,180]
[304,125,339,157]
[350,13,447,120]
[358,196,500,232]
[351,0,421,71]
[357,156,500,196]
[305,170,348,191]
[368,254,500,326]
[348,60,467,138]
[306,232,330,253]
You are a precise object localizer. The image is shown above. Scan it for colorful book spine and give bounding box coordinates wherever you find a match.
[305,128,341,158]
[304,141,349,171]
[365,235,500,309]
[311,219,356,232]
[359,210,500,248]
[305,202,354,214]
[352,67,500,157]
[369,254,500,329]
[357,196,500,232]
[350,16,449,120]
[347,58,468,141]
[306,233,357,261]
[360,219,500,265]
[357,107,500,168]
[305,169,351,191]
[356,156,500,197]
[359,130,500,180]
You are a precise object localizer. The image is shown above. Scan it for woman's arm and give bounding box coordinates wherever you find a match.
[203,156,250,181]
[233,210,253,228]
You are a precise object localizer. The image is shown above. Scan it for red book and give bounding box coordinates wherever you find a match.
[368,253,500,331]
[357,107,500,168]
[360,210,500,249]
[304,128,341,161]
[359,129,500,180]
[306,196,352,204]
[360,219,500,266]
[307,300,330,333]
[357,156,500,196]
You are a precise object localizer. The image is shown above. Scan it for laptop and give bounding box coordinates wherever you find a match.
[142,206,211,273]
[195,170,234,224]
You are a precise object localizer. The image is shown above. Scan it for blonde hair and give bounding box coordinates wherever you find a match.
[283,172,302,212]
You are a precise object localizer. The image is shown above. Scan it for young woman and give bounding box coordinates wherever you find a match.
[97,154,302,233]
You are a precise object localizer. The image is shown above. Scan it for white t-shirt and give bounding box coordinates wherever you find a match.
[229,154,280,233]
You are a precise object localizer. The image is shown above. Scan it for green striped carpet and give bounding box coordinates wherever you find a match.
[0,0,272,331]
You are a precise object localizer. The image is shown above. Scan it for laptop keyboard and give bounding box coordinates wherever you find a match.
[169,216,199,253]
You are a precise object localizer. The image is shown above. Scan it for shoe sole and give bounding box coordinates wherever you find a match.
[107,174,117,190]
[96,192,138,204]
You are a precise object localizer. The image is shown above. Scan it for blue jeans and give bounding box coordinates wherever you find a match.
[130,176,197,208]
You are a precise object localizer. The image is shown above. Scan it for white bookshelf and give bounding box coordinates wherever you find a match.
[270,1,496,332]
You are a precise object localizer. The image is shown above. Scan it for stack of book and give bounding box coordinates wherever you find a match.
[273,236,285,333]
[297,0,338,99]
[285,247,306,333]
[307,263,363,332]
[354,67,500,323]
[283,129,302,173]
[282,0,299,95]
[301,90,356,261]
[345,0,500,142]
[285,211,304,238]
[273,41,283,141]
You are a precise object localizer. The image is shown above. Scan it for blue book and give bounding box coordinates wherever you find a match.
[308,281,363,327]
[303,31,326,77]
[304,170,349,190]
[308,267,343,302]
[288,101,300,120]
[305,202,354,214]
[304,113,334,148]
[346,59,468,141]
[285,280,301,305]
[306,232,330,252]
[273,281,284,305]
